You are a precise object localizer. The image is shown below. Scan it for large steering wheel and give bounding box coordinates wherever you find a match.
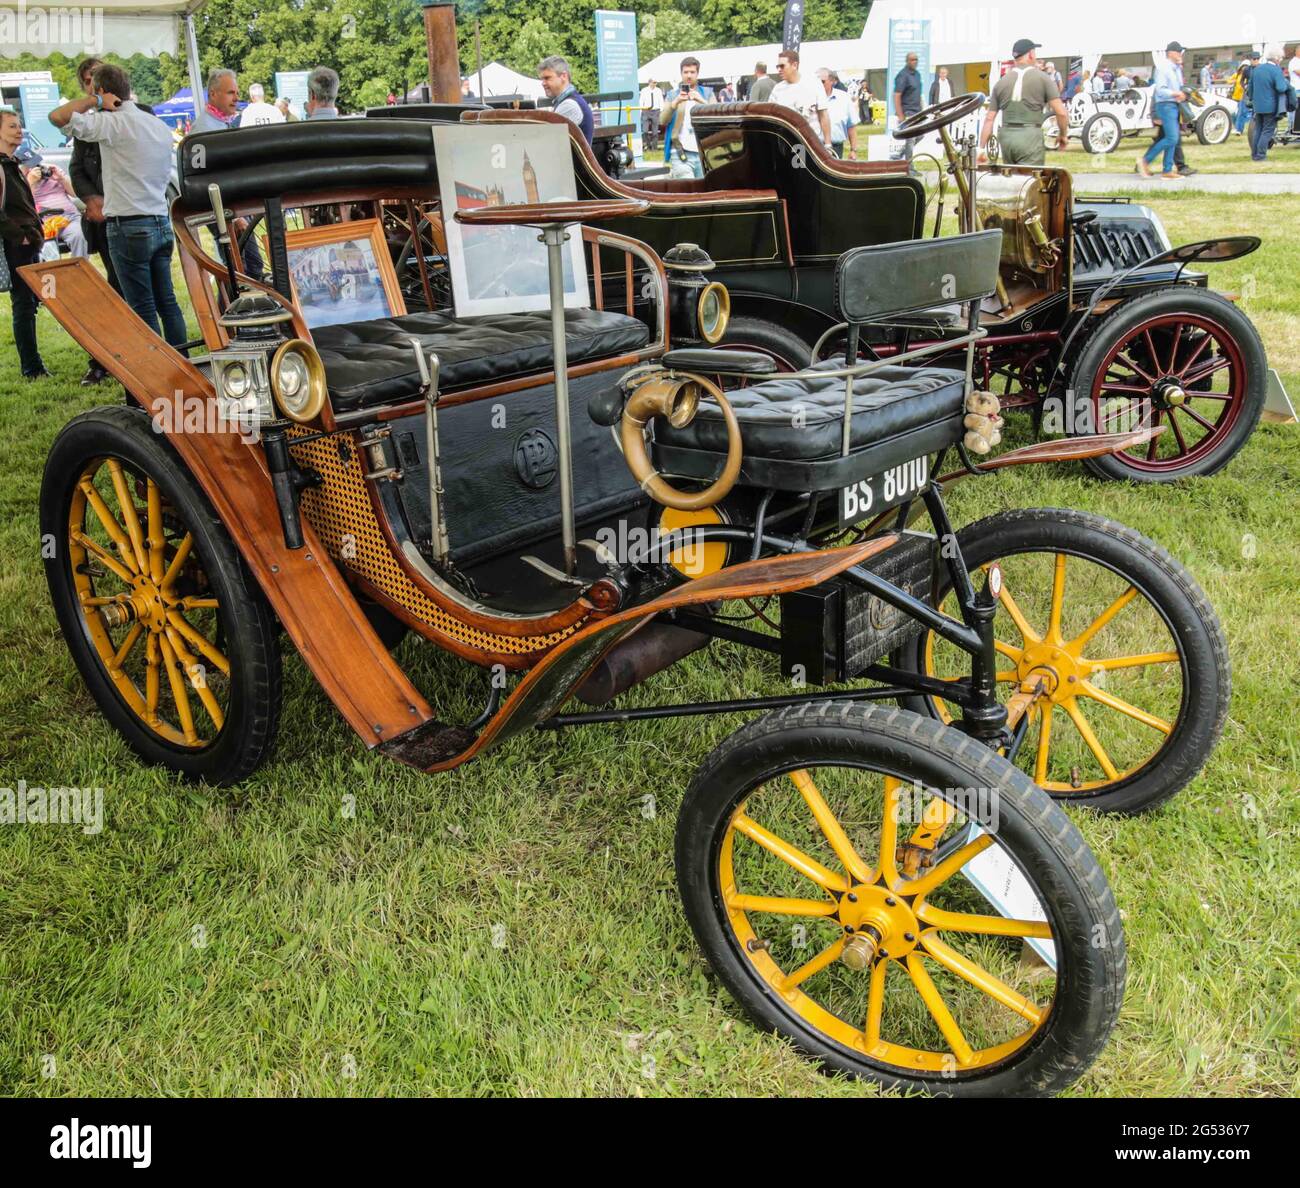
[894,91,986,139]
[620,372,742,512]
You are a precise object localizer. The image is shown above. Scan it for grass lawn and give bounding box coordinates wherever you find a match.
[0,194,1297,1097]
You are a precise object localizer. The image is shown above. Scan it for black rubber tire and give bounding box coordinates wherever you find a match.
[42,406,282,785]
[893,508,1230,814]
[676,702,1126,1097]
[1080,112,1121,154]
[1067,286,1267,482]
[718,315,814,371]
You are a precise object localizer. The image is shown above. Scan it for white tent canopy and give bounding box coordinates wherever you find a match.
[639,38,872,84]
[0,1,208,115]
[640,5,1296,83]
[472,61,546,100]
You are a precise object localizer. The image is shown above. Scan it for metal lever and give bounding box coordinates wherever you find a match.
[540,224,577,576]
[206,181,242,300]
[413,339,450,566]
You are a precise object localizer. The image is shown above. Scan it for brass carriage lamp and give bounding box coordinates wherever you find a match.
[663,243,731,345]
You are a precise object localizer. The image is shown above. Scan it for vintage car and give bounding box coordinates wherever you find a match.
[23,115,1231,1096]
[439,94,1271,482]
[1051,85,1237,154]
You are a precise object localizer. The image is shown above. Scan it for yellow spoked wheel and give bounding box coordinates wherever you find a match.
[677,703,1124,1096]
[42,407,281,784]
[69,457,226,747]
[898,509,1228,814]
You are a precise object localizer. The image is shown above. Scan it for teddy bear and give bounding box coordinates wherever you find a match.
[963,389,1003,455]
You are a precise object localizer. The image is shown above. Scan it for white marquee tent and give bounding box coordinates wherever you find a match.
[1,1,210,116]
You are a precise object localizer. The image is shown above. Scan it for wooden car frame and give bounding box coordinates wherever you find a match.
[23,115,1232,1096]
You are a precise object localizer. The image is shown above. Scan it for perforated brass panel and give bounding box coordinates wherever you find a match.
[289,429,585,662]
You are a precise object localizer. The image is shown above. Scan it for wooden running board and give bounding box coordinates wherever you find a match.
[20,258,435,745]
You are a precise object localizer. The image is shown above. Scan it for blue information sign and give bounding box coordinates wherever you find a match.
[595,10,639,137]
[886,17,931,135]
[19,82,63,153]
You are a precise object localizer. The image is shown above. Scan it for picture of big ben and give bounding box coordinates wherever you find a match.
[522,151,539,204]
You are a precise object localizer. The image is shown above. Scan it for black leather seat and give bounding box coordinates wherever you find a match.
[652,359,967,491]
[314,308,650,412]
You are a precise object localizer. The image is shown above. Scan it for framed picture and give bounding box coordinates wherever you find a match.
[432,123,590,318]
[275,218,405,330]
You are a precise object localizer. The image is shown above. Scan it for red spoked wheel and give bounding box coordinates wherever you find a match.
[1067,288,1266,482]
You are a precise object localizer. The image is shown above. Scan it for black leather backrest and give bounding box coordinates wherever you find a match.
[176,120,438,209]
[364,103,483,122]
[834,230,1004,323]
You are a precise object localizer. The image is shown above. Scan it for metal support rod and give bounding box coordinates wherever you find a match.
[413,341,450,564]
[542,224,578,575]
[841,322,861,457]
[184,14,204,122]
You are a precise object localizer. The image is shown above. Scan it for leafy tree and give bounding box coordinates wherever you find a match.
[639,10,713,69]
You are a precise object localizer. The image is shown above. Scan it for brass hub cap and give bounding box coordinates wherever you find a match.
[836,883,921,963]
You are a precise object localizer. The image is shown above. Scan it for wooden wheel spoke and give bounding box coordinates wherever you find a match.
[901,832,994,898]
[165,626,225,731]
[906,952,975,1065]
[1182,355,1230,388]
[1145,412,1163,460]
[726,893,838,918]
[1088,650,1179,672]
[1070,585,1139,651]
[110,622,144,672]
[878,777,903,888]
[1063,700,1120,780]
[1047,554,1066,641]
[921,932,1045,1025]
[72,530,137,586]
[916,902,1052,940]
[731,814,849,893]
[1081,682,1172,735]
[1167,409,1190,454]
[106,460,149,575]
[789,769,874,884]
[779,938,847,991]
[79,481,140,575]
[161,533,194,591]
[158,634,199,743]
[1175,332,1212,379]
[145,634,161,724]
[146,479,165,584]
[864,955,888,1046]
[166,610,230,675]
[1034,703,1053,785]
[1114,350,1156,385]
[996,582,1040,646]
[179,596,218,611]
[1180,404,1219,434]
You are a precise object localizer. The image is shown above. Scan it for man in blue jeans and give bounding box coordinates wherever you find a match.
[1138,41,1187,179]
[50,63,187,349]
[1248,45,1290,161]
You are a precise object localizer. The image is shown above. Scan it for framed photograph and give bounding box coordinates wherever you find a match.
[276,218,405,331]
[432,123,590,318]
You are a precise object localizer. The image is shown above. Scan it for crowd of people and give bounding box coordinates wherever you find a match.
[1,61,341,381]
[4,36,1300,383]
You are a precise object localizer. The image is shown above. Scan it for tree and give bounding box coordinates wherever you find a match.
[639,10,713,67]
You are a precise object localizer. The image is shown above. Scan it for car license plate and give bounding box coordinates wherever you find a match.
[838,456,930,528]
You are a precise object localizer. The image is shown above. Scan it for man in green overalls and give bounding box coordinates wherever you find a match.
[979,38,1071,166]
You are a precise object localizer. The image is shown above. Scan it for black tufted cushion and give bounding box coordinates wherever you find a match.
[315,308,650,412]
[656,360,966,461]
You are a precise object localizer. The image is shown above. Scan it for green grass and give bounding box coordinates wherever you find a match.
[1,196,1298,1097]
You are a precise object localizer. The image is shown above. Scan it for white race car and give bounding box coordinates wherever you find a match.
[1048,86,1236,154]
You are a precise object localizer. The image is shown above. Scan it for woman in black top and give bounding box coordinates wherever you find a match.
[0,109,49,379]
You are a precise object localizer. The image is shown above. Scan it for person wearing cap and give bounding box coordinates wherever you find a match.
[980,39,1069,166]
[1137,42,1187,178]
[1232,53,1258,135]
